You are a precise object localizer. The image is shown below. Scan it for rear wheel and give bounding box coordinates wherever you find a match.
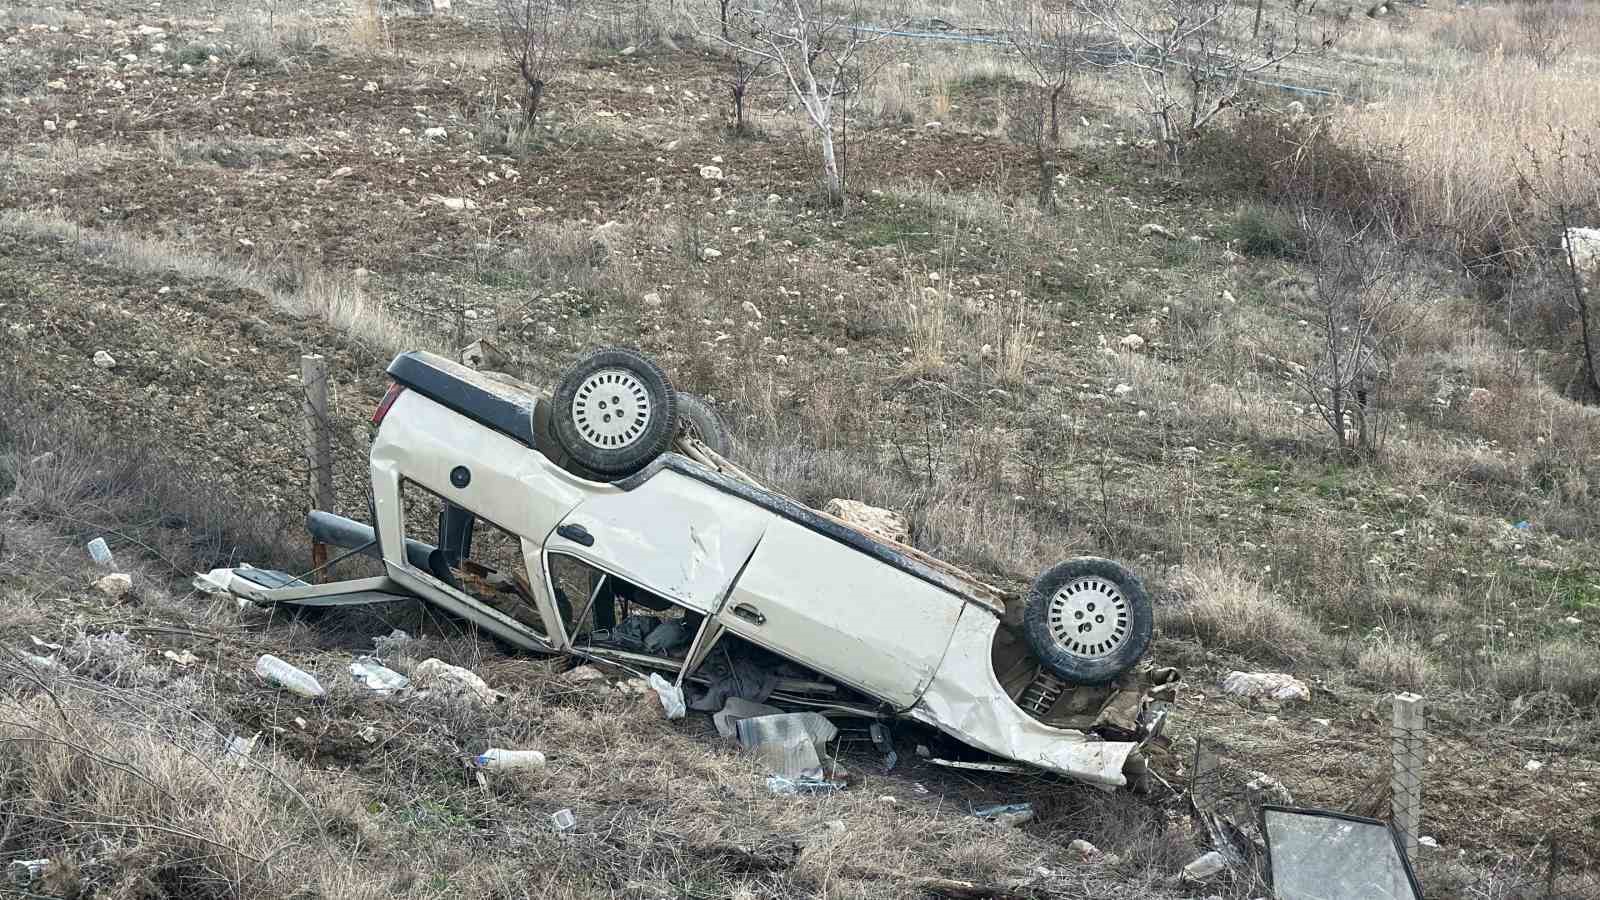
[1023,557,1152,685]
[552,348,677,477]
[675,391,733,457]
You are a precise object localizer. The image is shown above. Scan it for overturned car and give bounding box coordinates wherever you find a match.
[210,348,1175,788]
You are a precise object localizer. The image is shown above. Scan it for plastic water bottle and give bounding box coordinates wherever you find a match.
[471,748,548,771]
[255,654,326,698]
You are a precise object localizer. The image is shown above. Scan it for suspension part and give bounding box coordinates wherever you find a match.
[1018,670,1068,717]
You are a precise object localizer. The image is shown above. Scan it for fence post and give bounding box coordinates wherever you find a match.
[1390,692,1424,861]
[301,354,335,578]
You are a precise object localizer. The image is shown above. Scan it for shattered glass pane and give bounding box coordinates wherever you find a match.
[1264,809,1419,900]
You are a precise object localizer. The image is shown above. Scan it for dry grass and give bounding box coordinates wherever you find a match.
[1355,631,1433,692]
[0,210,428,356]
[1158,558,1322,664]
[1339,4,1600,263]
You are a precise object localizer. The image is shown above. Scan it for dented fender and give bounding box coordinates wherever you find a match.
[912,607,1141,789]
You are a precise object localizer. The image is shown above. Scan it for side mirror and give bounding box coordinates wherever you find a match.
[1261,805,1423,900]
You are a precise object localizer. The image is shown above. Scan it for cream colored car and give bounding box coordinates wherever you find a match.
[216,349,1170,788]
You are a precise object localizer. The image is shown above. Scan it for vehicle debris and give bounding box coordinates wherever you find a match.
[712,697,782,738]
[869,722,898,771]
[254,654,325,698]
[1221,671,1310,703]
[471,748,547,772]
[974,802,1035,828]
[1181,850,1227,883]
[412,658,503,705]
[1262,806,1421,899]
[349,657,409,694]
[737,713,849,790]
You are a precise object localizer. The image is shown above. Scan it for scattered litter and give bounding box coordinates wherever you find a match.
[878,795,898,805]
[766,775,840,795]
[913,783,929,795]
[1221,671,1311,703]
[293,716,309,730]
[1181,850,1227,883]
[550,808,576,831]
[1525,759,1543,772]
[712,697,782,739]
[1419,835,1439,849]
[86,537,115,568]
[9,859,50,882]
[413,658,504,705]
[358,725,379,744]
[350,657,409,694]
[93,572,134,600]
[223,732,259,767]
[163,649,200,667]
[1069,839,1102,860]
[1513,520,1531,530]
[254,654,326,698]
[973,802,1034,828]
[649,673,686,720]
[29,635,62,652]
[20,653,61,672]
[471,748,547,771]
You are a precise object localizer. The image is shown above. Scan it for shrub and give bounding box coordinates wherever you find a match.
[1228,203,1304,259]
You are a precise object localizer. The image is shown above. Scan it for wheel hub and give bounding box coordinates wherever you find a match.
[571,368,651,449]
[1044,576,1131,659]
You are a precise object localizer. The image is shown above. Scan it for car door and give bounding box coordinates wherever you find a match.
[543,467,770,615]
[715,517,966,710]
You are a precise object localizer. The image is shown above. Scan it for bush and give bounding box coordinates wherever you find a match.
[1227,203,1304,259]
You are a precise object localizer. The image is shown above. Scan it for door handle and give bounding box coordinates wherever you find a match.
[556,523,594,547]
[731,603,766,626]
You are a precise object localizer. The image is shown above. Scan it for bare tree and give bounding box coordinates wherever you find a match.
[1291,216,1416,456]
[997,0,1091,145]
[1004,84,1058,212]
[1084,0,1304,163]
[496,0,582,125]
[723,50,771,134]
[710,0,903,208]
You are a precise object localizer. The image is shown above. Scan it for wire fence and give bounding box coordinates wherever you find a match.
[1185,693,1600,899]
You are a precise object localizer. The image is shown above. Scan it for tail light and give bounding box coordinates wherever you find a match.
[372,382,405,426]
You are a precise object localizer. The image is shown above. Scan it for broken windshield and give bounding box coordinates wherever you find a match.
[1263,806,1421,900]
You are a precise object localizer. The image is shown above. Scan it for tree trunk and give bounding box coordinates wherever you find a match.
[1037,154,1057,212]
[1048,86,1062,144]
[720,0,730,39]
[819,125,844,208]
[731,83,745,132]
[524,79,544,125]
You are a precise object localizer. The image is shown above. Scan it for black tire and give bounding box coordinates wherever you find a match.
[1022,557,1152,685]
[552,348,678,476]
[675,391,733,457]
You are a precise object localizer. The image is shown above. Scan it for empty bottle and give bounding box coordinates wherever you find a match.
[255,654,326,698]
[471,748,547,771]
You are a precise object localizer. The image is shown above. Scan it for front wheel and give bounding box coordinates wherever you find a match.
[1022,557,1152,685]
[551,348,678,477]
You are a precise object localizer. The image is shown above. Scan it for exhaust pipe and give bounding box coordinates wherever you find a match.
[306,510,437,572]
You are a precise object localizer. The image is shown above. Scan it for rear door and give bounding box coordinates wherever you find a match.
[715,518,966,709]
